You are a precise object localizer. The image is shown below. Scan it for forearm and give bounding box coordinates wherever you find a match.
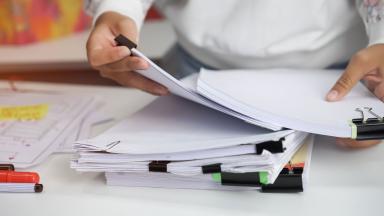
[85,0,154,30]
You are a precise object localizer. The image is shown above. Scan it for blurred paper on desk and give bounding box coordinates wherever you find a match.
[0,90,105,168]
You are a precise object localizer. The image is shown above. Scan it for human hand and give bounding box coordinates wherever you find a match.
[86,11,169,95]
[336,138,380,148]
[326,44,384,148]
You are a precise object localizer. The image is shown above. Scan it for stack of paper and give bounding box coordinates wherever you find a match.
[72,96,313,191]
[72,40,383,191]
[130,47,384,139]
[0,90,108,168]
[105,140,312,191]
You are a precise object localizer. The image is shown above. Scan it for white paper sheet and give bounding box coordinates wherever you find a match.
[129,48,384,138]
[0,91,104,168]
[197,68,384,138]
[106,172,255,191]
[75,95,293,154]
[72,133,306,181]
[131,49,280,130]
[105,135,314,190]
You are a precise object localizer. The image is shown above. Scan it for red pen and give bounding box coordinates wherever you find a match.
[0,171,40,183]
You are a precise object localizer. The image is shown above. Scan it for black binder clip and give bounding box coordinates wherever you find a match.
[148,161,170,172]
[216,166,304,192]
[114,34,137,51]
[255,138,286,154]
[220,172,262,187]
[202,163,221,174]
[351,107,384,140]
[261,166,304,193]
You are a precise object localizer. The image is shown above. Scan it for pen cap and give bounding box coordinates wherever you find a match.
[0,171,40,183]
[0,164,15,171]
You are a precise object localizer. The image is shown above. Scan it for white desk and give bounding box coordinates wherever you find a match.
[0,81,383,216]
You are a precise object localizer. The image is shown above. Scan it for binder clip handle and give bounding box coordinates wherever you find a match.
[352,107,384,140]
[114,34,137,51]
[364,107,383,122]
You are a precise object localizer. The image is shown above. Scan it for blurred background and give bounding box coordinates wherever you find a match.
[0,0,175,85]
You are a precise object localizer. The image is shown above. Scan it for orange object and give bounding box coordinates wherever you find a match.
[284,162,305,170]
[145,6,164,20]
[0,171,40,183]
[0,0,91,45]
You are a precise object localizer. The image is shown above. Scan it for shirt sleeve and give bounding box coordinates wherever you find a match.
[84,0,154,29]
[356,0,384,46]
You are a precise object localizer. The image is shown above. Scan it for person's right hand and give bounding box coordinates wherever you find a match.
[86,11,169,95]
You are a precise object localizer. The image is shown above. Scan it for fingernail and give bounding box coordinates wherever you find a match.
[154,87,169,95]
[326,90,338,101]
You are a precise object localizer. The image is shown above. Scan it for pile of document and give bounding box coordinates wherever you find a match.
[129,46,384,139]
[0,90,107,168]
[72,96,313,191]
[72,37,384,192]
[105,139,312,191]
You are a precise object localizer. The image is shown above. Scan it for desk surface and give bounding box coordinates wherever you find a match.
[0,81,383,216]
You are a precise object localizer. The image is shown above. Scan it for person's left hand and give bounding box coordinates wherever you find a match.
[326,44,384,148]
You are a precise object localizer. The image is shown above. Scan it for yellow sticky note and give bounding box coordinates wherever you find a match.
[0,104,49,121]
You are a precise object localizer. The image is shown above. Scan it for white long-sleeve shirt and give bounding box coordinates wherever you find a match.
[85,0,384,69]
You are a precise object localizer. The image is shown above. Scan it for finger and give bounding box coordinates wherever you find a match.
[364,78,379,92]
[88,46,131,68]
[124,72,169,95]
[363,74,382,83]
[363,70,384,100]
[366,69,380,76]
[336,138,381,148]
[363,76,382,93]
[100,56,149,73]
[373,82,384,101]
[326,59,370,102]
[107,71,169,96]
[363,68,382,87]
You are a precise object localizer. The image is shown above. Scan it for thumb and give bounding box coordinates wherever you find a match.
[326,60,367,102]
[88,45,131,68]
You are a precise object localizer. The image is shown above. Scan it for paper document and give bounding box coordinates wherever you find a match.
[105,135,313,191]
[129,47,384,139]
[0,90,105,167]
[73,95,309,186]
[197,68,384,138]
[75,95,292,154]
[132,49,281,131]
